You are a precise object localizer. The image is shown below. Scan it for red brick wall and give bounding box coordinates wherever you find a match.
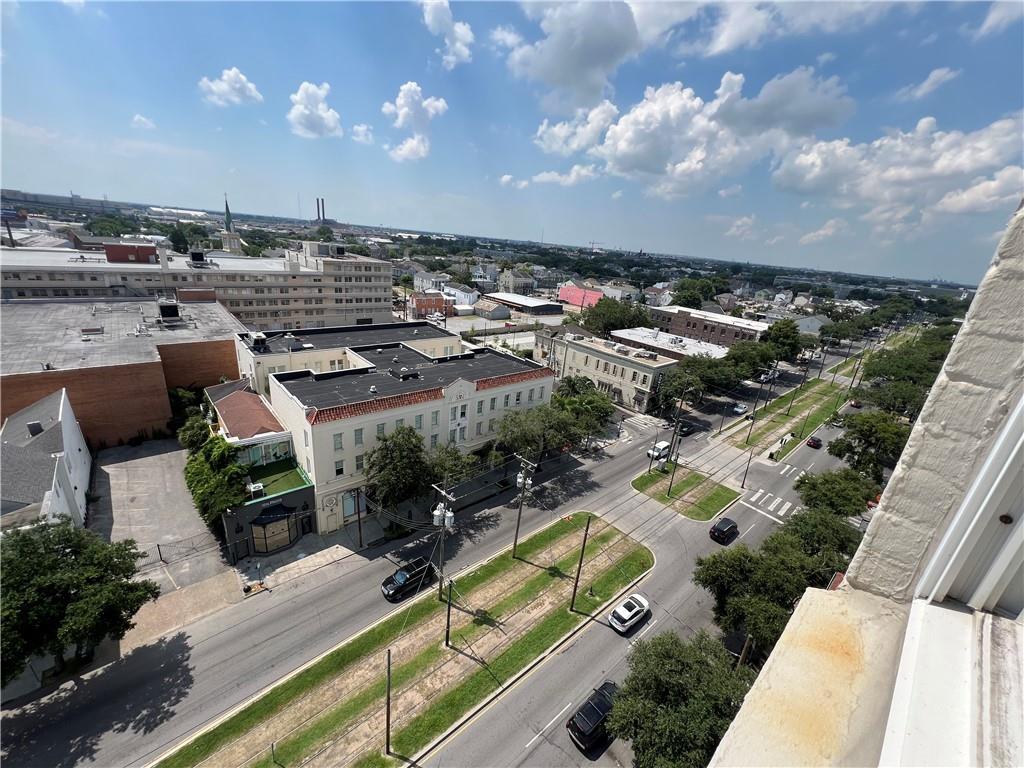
[176,288,218,302]
[1,362,172,446]
[104,243,157,263]
[157,339,239,390]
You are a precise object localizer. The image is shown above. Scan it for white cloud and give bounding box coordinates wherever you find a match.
[131,113,155,130]
[683,2,894,57]
[626,1,702,47]
[972,1,1024,40]
[382,81,448,131]
[499,174,529,189]
[287,81,343,139]
[499,174,514,186]
[590,66,852,197]
[799,217,847,245]
[1,116,61,144]
[816,51,836,66]
[718,184,742,197]
[765,234,785,245]
[611,189,623,199]
[421,0,474,70]
[199,67,264,107]
[894,67,960,102]
[389,134,431,162]
[725,214,757,240]
[920,32,938,46]
[532,163,599,186]
[534,100,618,155]
[60,0,85,11]
[490,25,523,50]
[351,124,374,145]
[501,2,643,108]
[933,166,1024,214]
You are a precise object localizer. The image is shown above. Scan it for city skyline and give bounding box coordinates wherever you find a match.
[2,1,1022,283]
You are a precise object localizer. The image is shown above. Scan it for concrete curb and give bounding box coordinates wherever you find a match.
[142,512,586,768]
[410,546,656,766]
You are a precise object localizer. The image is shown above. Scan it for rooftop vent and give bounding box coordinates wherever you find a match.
[392,356,400,363]
[302,343,314,350]
[413,329,419,335]
[26,421,43,438]
[370,385,378,394]
[377,348,383,355]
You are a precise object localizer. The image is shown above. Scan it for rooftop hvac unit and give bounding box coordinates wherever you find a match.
[247,482,265,499]
[302,343,314,349]
[370,385,378,394]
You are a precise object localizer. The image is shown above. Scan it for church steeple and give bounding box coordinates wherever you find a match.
[224,193,233,233]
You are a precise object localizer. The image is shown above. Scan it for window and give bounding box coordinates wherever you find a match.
[539,386,545,400]
[504,394,510,407]
[641,375,649,386]
[488,418,496,432]
[584,355,589,366]
[449,429,457,443]
[354,428,363,445]
[377,423,385,438]
[515,391,522,405]
[477,400,483,414]
[431,410,440,426]
[490,397,497,411]
[632,371,638,382]
[612,365,618,376]
[306,457,311,474]
[356,454,364,471]
[415,414,423,430]
[450,406,457,421]
[459,426,466,441]
[528,388,534,402]
[304,431,310,448]
[476,422,482,436]
[603,361,610,373]
[460,404,467,418]
[431,434,439,448]
[333,433,343,451]
[334,460,345,476]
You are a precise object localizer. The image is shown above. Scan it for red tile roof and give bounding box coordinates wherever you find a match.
[308,388,445,424]
[475,367,554,391]
[215,390,285,440]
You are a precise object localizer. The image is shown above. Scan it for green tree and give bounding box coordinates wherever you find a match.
[650,368,704,414]
[828,411,911,482]
[606,631,756,768]
[365,425,431,507]
[177,414,211,452]
[1,522,159,684]
[85,214,140,237]
[554,380,615,444]
[315,225,334,242]
[428,442,480,487]
[761,319,802,362]
[496,404,582,460]
[794,468,881,519]
[184,437,248,526]
[855,379,927,419]
[579,297,650,337]
[725,340,777,379]
[168,228,189,254]
[673,288,704,309]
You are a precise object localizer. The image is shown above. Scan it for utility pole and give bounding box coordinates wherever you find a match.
[432,483,456,599]
[718,399,729,435]
[512,454,537,559]
[817,339,830,379]
[831,338,854,386]
[570,515,592,613]
[741,446,754,488]
[666,399,684,497]
[797,394,814,439]
[786,363,810,416]
[385,648,392,755]
[745,373,769,444]
[445,580,453,647]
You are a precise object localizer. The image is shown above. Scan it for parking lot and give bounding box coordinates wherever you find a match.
[88,439,229,593]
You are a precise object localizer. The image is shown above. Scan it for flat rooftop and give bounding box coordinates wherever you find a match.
[278,346,549,409]
[0,247,320,274]
[485,292,561,309]
[0,298,246,374]
[658,305,770,332]
[568,333,678,367]
[241,321,457,355]
[612,327,730,359]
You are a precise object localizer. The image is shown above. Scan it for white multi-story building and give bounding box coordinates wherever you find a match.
[234,321,464,396]
[268,345,554,533]
[0,243,394,330]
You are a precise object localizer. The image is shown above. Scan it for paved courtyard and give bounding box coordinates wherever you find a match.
[89,439,229,593]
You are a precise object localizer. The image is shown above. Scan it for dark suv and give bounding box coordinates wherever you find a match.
[709,517,739,544]
[566,681,618,751]
[381,557,434,602]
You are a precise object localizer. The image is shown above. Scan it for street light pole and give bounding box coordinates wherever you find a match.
[666,399,684,497]
[512,454,537,559]
[741,446,754,489]
[786,363,810,417]
[745,374,769,445]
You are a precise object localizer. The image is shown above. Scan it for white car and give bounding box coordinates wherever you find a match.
[608,593,650,634]
[732,403,749,415]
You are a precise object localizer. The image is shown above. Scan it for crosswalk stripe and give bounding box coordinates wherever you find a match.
[779,502,792,516]
[779,465,789,475]
[750,489,763,502]
[761,493,774,505]
[768,498,782,511]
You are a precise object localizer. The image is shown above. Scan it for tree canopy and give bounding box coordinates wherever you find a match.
[578,298,650,337]
[183,436,248,526]
[496,403,582,460]
[315,225,334,242]
[795,467,881,519]
[607,631,756,768]
[725,340,777,379]
[365,425,432,507]
[760,319,803,362]
[1,522,160,685]
[828,411,911,482]
[553,376,616,440]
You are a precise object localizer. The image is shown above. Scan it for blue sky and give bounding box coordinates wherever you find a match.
[2,1,1022,283]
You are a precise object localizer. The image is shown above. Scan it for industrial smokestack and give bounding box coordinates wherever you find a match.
[321,198,326,221]
[316,198,322,221]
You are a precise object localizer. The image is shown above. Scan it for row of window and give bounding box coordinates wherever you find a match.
[569,350,650,386]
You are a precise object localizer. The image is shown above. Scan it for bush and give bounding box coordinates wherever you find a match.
[178,414,212,453]
[184,437,247,526]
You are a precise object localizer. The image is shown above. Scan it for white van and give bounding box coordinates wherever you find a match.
[646,440,672,460]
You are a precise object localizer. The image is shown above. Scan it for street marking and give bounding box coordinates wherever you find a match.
[740,500,783,522]
[807,462,816,471]
[739,523,756,539]
[634,618,659,642]
[768,498,782,511]
[750,489,764,502]
[525,701,574,749]
[797,470,805,480]
[760,493,774,505]
[779,464,790,475]
[779,502,792,516]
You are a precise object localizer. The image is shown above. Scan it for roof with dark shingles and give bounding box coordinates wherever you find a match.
[1,390,65,514]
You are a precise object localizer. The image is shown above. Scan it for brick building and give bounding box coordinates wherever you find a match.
[0,298,245,445]
[649,305,769,347]
[409,290,455,318]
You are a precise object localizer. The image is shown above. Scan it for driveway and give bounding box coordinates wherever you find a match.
[88,439,228,593]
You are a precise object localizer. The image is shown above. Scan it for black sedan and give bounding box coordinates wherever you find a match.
[381,557,434,601]
[709,517,739,544]
[567,681,618,751]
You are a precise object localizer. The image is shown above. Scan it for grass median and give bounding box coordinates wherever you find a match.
[631,462,676,492]
[155,514,591,768]
[776,393,846,461]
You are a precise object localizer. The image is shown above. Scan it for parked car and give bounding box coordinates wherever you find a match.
[608,594,650,634]
[566,681,618,751]
[676,422,698,437]
[806,436,823,449]
[731,403,749,415]
[381,557,434,601]
[709,517,739,544]
[646,440,671,460]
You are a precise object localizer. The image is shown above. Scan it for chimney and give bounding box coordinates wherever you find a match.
[321,198,325,221]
